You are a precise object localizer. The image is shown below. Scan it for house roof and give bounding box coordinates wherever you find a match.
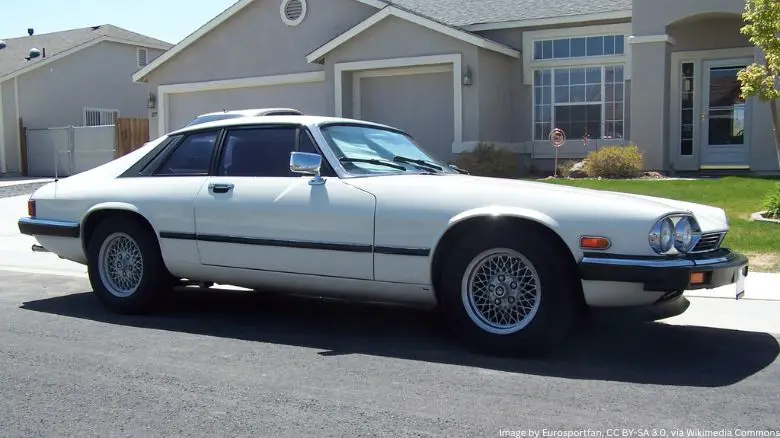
[306,6,520,64]
[133,0,632,82]
[0,24,172,80]
[385,0,633,27]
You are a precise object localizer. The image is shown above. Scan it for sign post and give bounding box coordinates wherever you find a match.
[549,128,566,177]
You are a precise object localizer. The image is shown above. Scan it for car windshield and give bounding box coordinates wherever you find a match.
[319,124,454,176]
[185,113,245,127]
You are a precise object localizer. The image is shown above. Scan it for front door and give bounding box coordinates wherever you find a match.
[193,124,376,280]
[700,59,752,168]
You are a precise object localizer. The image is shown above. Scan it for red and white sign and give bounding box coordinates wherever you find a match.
[549,128,566,148]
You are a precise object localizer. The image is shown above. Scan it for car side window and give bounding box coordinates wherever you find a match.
[297,130,336,177]
[155,131,218,176]
[218,127,297,177]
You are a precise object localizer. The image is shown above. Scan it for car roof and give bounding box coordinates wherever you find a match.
[196,108,303,117]
[169,115,401,135]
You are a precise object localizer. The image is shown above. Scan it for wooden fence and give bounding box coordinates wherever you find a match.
[114,118,150,158]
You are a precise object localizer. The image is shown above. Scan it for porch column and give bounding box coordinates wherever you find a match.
[629,37,674,171]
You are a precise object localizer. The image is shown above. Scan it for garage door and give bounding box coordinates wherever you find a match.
[167,81,328,132]
[357,69,454,163]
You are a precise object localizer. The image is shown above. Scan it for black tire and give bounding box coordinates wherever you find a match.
[87,217,172,314]
[436,224,579,357]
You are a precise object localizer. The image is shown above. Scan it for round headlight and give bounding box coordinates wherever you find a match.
[649,217,675,253]
[674,216,694,253]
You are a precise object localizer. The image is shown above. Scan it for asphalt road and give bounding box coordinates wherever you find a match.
[1,271,779,436]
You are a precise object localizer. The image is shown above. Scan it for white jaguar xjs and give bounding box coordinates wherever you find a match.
[19,115,749,355]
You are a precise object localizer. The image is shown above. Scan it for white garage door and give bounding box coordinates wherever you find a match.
[357,68,455,163]
[167,81,329,132]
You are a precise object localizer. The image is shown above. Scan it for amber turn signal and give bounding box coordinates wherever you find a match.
[27,199,36,217]
[690,272,706,285]
[580,236,611,250]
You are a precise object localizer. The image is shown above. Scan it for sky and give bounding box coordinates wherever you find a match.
[0,0,239,44]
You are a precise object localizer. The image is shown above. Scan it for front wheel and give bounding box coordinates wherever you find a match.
[87,218,172,314]
[437,227,579,356]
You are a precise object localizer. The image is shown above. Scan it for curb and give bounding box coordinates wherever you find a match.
[750,211,780,224]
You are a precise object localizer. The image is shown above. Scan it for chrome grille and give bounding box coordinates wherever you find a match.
[691,232,725,253]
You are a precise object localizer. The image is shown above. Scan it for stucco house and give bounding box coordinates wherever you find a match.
[0,25,172,176]
[131,0,778,174]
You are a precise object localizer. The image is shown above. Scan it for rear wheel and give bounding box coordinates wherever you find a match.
[437,226,578,356]
[87,218,172,314]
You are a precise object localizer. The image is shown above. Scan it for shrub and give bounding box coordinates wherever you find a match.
[761,182,780,219]
[583,145,644,179]
[453,142,522,178]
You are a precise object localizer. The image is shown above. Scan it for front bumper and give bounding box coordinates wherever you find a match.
[579,248,749,292]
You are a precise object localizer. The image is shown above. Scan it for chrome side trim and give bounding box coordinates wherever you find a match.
[19,217,80,228]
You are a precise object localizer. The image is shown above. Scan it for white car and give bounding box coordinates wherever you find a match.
[18,115,749,355]
[183,108,304,127]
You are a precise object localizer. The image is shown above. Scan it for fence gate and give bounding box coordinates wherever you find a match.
[25,125,117,178]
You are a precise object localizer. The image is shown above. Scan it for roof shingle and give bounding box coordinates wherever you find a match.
[0,24,172,79]
[385,0,633,27]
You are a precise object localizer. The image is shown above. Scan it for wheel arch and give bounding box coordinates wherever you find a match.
[429,207,583,303]
[81,203,159,254]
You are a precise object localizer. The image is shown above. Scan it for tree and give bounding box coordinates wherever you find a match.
[737,0,780,167]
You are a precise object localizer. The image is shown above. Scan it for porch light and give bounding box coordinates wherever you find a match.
[147,92,157,109]
[463,65,472,86]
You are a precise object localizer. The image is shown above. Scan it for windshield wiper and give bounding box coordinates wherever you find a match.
[339,157,407,171]
[392,156,443,171]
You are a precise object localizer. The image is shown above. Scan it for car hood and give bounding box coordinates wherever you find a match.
[345,174,728,233]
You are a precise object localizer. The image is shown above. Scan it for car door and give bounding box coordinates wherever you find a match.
[128,130,218,272]
[193,124,377,280]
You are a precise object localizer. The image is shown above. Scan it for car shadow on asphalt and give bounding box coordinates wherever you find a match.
[20,286,779,388]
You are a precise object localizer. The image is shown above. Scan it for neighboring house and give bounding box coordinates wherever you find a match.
[131,0,778,173]
[0,25,172,175]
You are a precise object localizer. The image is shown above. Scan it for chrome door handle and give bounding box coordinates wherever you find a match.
[208,183,234,194]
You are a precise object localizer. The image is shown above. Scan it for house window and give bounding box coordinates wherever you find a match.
[680,62,695,156]
[533,65,625,140]
[533,35,625,60]
[84,108,120,126]
[137,48,148,68]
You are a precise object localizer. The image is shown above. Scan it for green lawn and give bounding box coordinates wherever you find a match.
[541,177,780,272]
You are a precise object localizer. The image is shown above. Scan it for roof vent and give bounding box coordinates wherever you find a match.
[27,48,41,60]
[0,40,6,50]
[28,28,34,36]
[280,0,307,26]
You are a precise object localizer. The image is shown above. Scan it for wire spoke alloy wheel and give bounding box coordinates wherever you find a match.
[461,248,542,335]
[98,232,145,298]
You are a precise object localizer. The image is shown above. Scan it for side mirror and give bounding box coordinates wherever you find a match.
[290,152,325,185]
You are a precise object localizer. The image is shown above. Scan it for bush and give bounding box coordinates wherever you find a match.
[761,183,780,219]
[453,142,522,178]
[583,145,644,179]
